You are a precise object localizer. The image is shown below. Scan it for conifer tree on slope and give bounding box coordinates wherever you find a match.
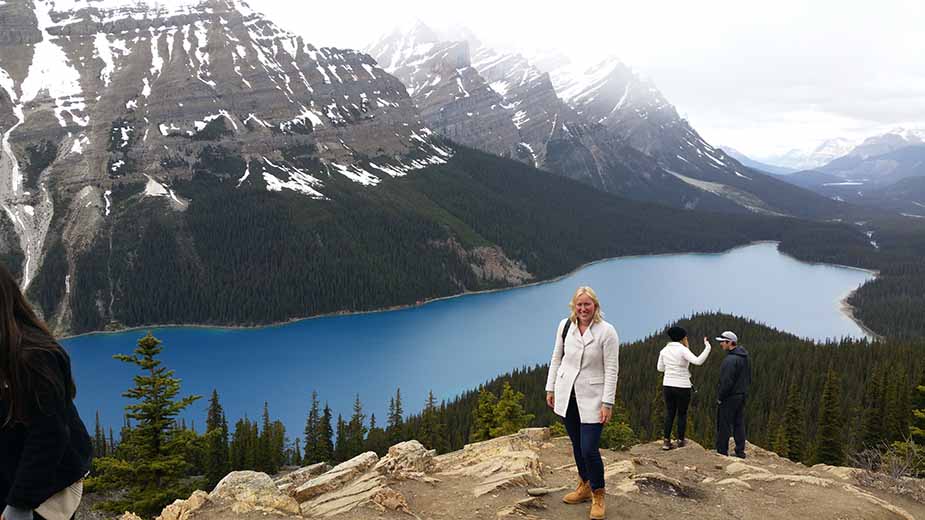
[318,403,335,463]
[814,369,845,466]
[420,390,447,452]
[782,383,804,462]
[490,382,534,438]
[861,367,886,449]
[912,372,925,445]
[388,388,404,444]
[334,415,347,462]
[347,394,368,459]
[87,332,201,517]
[94,410,107,458]
[304,390,321,464]
[470,388,498,442]
[204,389,229,488]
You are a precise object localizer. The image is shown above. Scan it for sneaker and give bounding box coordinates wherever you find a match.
[662,439,673,450]
[676,439,687,448]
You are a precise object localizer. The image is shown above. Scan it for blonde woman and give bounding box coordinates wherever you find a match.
[545,286,620,520]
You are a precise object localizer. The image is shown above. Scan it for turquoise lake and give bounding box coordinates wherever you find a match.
[63,242,875,437]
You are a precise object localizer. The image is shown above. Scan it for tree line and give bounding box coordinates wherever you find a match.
[33,145,925,339]
[85,312,925,518]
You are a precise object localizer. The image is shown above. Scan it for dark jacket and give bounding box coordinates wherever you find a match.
[1,348,93,510]
[717,346,751,403]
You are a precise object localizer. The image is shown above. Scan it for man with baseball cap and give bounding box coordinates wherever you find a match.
[714,330,751,458]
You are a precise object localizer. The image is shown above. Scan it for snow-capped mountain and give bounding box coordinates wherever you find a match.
[368,24,844,218]
[845,128,925,160]
[0,0,460,332]
[366,21,554,165]
[761,138,858,171]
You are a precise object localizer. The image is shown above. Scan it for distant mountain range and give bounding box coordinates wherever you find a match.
[719,146,796,175]
[742,128,925,173]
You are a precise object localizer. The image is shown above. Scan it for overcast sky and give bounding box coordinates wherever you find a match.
[255,0,925,158]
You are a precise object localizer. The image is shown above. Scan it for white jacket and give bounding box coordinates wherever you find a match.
[545,318,620,423]
[656,341,710,388]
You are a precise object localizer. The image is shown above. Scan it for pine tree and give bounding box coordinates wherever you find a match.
[910,371,925,444]
[883,373,905,443]
[334,415,347,462]
[782,383,804,462]
[771,424,789,456]
[861,368,886,449]
[387,388,404,444]
[365,414,389,456]
[108,426,116,456]
[94,410,107,458]
[490,382,534,438]
[87,332,202,517]
[204,390,229,488]
[347,394,368,459]
[470,388,498,442]
[294,438,302,465]
[420,390,446,452]
[317,403,335,463]
[304,390,321,464]
[270,420,287,471]
[814,369,845,466]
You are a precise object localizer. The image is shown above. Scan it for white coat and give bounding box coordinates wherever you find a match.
[657,341,711,388]
[545,318,620,423]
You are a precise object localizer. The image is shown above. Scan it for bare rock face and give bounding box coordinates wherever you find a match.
[210,471,300,516]
[292,451,379,503]
[433,428,547,497]
[274,462,331,497]
[373,439,435,480]
[156,490,209,520]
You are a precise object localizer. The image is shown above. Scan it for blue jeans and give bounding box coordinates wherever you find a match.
[562,390,605,490]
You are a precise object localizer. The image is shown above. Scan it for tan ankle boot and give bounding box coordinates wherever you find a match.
[562,480,592,504]
[590,488,606,519]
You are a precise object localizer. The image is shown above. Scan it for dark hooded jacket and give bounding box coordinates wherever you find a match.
[1,348,93,510]
[717,345,751,402]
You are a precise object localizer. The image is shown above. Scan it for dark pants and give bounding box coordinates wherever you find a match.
[562,391,605,490]
[663,386,692,440]
[716,394,747,456]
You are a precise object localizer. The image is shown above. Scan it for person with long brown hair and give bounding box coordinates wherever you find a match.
[0,264,92,520]
[545,286,620,519]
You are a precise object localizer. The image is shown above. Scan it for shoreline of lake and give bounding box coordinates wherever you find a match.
[61,240,879,341]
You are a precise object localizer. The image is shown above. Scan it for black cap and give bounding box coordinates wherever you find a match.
[667,326,687,342]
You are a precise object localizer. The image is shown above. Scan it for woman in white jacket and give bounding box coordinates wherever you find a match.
[657,326,711,450]
[545,286,619,520]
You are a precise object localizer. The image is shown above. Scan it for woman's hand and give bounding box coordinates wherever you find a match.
[704,337,711,348]
[600,406,612,424]
[546,392,555,409]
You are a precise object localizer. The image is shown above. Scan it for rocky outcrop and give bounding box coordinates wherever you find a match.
[433,428,549,497]
[210,471,301,516]
[118,428,925,520]
[274,463,331,496]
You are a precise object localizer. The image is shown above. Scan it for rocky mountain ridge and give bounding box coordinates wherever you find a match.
[0,0,456,331]
[105,428,925,520]
[366,23,849,219]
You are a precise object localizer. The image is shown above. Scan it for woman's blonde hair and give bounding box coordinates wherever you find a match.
[569,286,603,324]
